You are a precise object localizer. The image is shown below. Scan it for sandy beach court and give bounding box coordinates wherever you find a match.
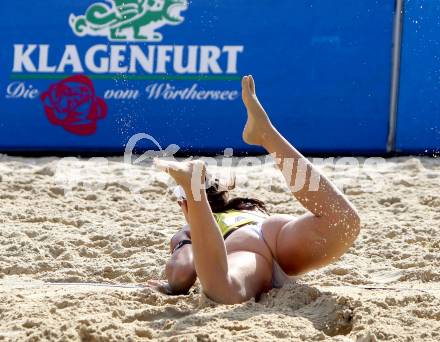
[0,155,439,341]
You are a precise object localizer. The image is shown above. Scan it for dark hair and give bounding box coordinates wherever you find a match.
[206,176,268,214]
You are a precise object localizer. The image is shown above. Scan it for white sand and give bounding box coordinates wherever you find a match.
[0,155,439,341]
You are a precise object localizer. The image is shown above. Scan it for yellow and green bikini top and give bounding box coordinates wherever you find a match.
[213,209,268,238]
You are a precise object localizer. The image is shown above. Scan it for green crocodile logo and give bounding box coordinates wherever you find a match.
[69,0,188,42]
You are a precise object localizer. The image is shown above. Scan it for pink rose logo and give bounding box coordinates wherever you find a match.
[41,75,107,136]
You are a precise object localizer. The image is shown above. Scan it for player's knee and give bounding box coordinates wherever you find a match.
[345,208,361,242]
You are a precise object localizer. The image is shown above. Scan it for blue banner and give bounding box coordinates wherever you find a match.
[397,0,440,154]
[0,1,395,154]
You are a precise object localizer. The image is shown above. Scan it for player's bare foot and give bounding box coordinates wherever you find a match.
[154,159,206,197]
[241,75,274,146]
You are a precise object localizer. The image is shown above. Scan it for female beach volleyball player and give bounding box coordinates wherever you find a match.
[153,75,361,304]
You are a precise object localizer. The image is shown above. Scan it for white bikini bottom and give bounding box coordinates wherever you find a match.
[245,223,292,289]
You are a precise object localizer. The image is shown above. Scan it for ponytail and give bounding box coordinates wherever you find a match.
[205,175,268,214]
